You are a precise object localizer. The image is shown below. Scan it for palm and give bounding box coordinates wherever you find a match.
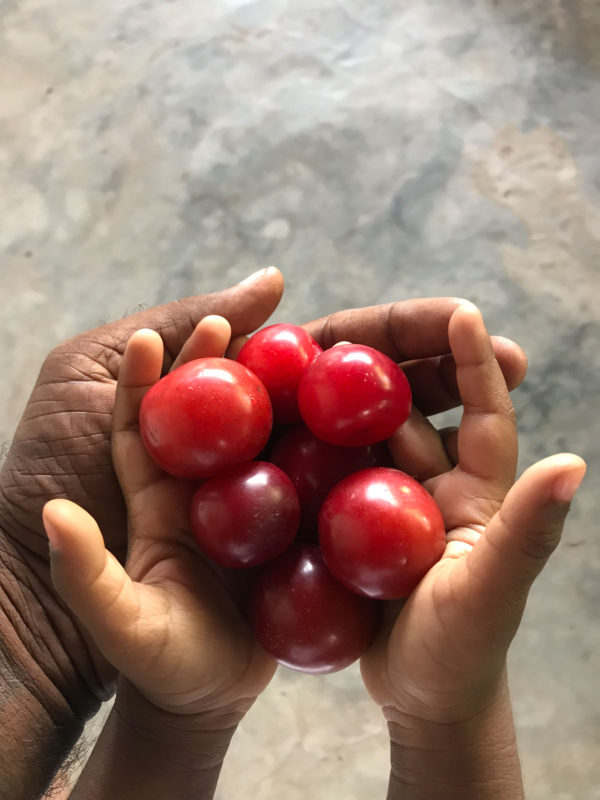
[361,305,519,717]
[116,470,275,713]
[362,545,502,718]
[64,318,279,714]
[1,350,123,556]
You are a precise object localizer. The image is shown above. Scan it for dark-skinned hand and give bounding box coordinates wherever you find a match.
[0,269,527,712]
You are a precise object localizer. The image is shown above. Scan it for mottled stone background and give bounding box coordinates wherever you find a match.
[1,1,599,798]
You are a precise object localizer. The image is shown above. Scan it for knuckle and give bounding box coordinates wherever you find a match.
[519,521,564,563]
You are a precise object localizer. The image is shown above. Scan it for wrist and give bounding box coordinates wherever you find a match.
[0,522,108,709]
[0,523,107,796]
[0,548,92,798]
[385,672,524,800]
[114,678,246,761]
[71,679,244,800]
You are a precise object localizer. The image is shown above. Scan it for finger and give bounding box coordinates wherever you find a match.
[304,298,464,358]
[465,453,586,618]
[450,304,517,492]
[439,426,459,465]
[89,267,284,374]
[43,499,144,671]
[402,336,528,416]
[388,407,453,481]
[151,267,283,368]
[227,334,249,360]
[170,315,232,371]
[303,300,527,415]
[112,329,165,492]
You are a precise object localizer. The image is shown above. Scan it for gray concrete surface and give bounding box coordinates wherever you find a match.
[1,1,599,798]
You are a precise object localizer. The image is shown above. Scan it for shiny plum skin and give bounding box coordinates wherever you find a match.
[139,357,272,479]
[269,425,392,536]
[297,343,412,447]
[237,324,322,424]
[319,467,446,599]
[189,461,300,569]
[250,544,378,674]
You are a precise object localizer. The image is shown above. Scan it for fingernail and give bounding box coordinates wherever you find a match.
[239,267,276,286]
[43,516,61,554]
[553,470,585,503]
[458,300,480,315]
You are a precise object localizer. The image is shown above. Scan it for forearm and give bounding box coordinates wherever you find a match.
[0,533,102,798]
[71,680,241,800]
[385,674,524,800]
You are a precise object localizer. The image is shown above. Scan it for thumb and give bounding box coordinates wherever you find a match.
[126,266,284,348]
[43,499,141,669]
[467,453,586,606]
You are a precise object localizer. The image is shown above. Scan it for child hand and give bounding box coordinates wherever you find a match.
[360,304,586,724]
[42,316,276,719]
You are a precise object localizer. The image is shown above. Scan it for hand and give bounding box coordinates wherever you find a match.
[0,268,284,715]
[43,317,276,718]
[360,303,586,723]
[0,269,284,561]
[43,318,275,800]
[0,290,526,566]
[0,281,526,710]
[0,283,528,799]
[303,297,527,416]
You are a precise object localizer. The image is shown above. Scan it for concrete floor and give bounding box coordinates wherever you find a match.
[1,1,599,797]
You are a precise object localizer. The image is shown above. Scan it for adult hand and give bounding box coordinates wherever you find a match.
[0,268,284,562]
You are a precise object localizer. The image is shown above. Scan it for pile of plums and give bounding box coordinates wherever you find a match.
[139,324,446,674]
